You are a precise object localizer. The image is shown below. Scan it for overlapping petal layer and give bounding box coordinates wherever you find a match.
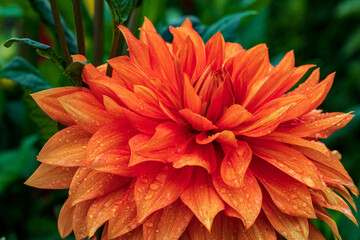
[27,17,357,239]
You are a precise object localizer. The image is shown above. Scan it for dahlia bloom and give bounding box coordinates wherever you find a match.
[26,18,358,240]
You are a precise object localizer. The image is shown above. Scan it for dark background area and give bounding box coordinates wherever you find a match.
[0,0,360,239]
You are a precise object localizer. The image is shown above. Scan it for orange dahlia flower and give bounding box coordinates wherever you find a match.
[26,17,358,240]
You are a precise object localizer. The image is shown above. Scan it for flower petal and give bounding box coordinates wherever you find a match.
[172,140,217,174]
[205,31,225,71]
[182,72,202,114]
[31,87,89,126]
[134,166,193,222]
[143,198,193,239]
[308,221,326,240]
[37,125,91,167]
[71,170,130,205]
[216,104,252,130]
[249,139,323,189]
[58,198,75,238]
[180,168,224,230]
[87,187,128,237]
[212,170,262,229]
[220,141,252,188]
[108,185,141,239]
[262,192,309,240]
[73,199,93,240]
[58,91,115,133]
[251,157,315,218]
[314,205,341,240]
[25,163,77,189]
[86,120,136,165]
[179,109,217,132]
[237,211,277,240]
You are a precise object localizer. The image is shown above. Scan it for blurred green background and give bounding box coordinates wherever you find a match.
[0,0,360,239]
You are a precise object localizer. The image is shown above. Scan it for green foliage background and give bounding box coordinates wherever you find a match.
[0,0,360,239]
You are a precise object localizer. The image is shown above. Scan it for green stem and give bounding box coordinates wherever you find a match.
[93,0,104,66]
[72,0,86,56]
[49,0,71,66]
[106,28,120,77]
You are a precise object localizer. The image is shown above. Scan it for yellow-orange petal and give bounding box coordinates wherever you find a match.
[212,170,262,229]
[108,185,141,239]
[87,187,128,237]
[73,199,93,240]
[251,157,315,218]
[37,125,91,167]
[262,193,309,240]
[58,198,75,238]
[180,168,224,231]
[134,166,193,222]
[25,163,77,189]
[71,170,130,205]
[143,198,193,239]
[249,139,323,189]
[216,104,252,130]
[220,141,252,188]
[58,91,115,133]
[31,87,89,126]
[86,120,136,164]
[237,211,277,240]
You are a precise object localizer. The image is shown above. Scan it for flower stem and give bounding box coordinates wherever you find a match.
[106,28,120,77]
[49,0,71,66]
[93,0,104,66]
[71,0,86,56]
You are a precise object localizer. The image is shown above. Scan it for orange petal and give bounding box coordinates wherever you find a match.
[314,205,341,240]
[261,131,330,157]
[25,163,77,189]
[220,141,252,188]
[31,87,89,126]
[224,42,243,61]
[73,199,93,240]
[91,149,163,177]
[108,185,141,239]
[308,221,326,240]
[58,91,115,133]
[216,104,252,130]
[183,72,202,114]
[179,109,217,131]
[205,31,225,71]
[135,122,192,159]
[86,120,136,164]
[249,139,323,189]
[139,16,157,43]
[128,134,167,166]
[71,170,130,205]
[330,184,357,211]
[251,157,315,218]
[117,227,143,240]
[195,130,238,148]
[118,25,150,67]
[134,166,193,222]
[180,168,224,230]
[185,211,240,239]
[68,167,93,202]
[262,192,309,240]
[172,140,217,174]
[175,37,197,88]
[58,198,75,238]
[37,125,91,167]
[87,187,128,237]
[212,170,262,229]
[142,198,193,239]
[237,211,277,240]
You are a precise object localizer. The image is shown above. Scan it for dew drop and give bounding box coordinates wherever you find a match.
[302,177,315,188]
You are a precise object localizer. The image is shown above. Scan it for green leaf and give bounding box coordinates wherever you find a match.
[0,134,38,193]
[28,0,78,55]
[105,0,137,25]
[4,38,66,69]
[0,4,23,18]
[202,11,257,42]
[0,57,52,92]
